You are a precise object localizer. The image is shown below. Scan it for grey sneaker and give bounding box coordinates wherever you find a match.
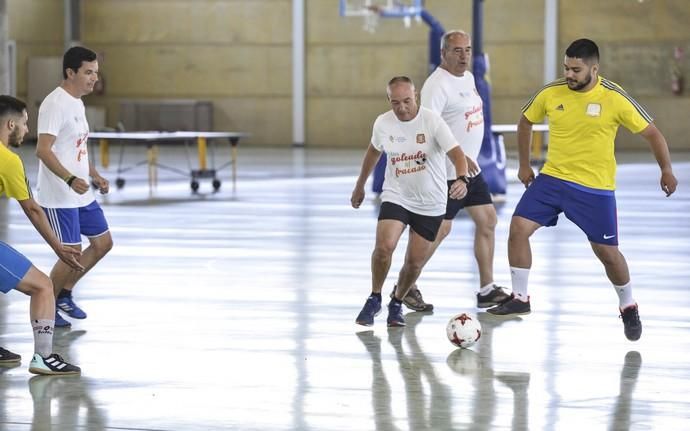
[487,297,531,316]
[390,284,433,312]
[477,285,513,308]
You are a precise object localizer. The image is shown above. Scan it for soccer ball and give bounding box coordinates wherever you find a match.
[446,313,482,349]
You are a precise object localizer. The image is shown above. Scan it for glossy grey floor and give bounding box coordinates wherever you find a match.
[1,146,689,431]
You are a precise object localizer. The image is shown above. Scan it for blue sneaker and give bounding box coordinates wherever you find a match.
[54,311,71,328]
[56,294,87,319]
[356,295,382,326]
[386,300,405,327]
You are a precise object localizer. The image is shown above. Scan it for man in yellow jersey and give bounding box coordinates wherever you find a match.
[0,95,83,374]
[487,39,678,342]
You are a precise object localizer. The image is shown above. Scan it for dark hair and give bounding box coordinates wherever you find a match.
[63,46,98,79]
[565,39,599,63]
[0,95,27,118]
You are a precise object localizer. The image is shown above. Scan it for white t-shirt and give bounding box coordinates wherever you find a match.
[421,67,485,179]
[36,86,94,208]
[371,107,459,216]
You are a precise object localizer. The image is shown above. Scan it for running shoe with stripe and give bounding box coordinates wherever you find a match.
[56,294,87,319]
[29,353,81,376]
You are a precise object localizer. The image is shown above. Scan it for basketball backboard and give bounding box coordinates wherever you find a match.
[339,0,423,32]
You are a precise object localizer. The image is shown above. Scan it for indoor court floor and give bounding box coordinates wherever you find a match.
[1,145,689,430]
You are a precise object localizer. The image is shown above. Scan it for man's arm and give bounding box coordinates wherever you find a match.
[89,160,109,194]
[36,133,90,194]
[516,114,536,187]
[17,198,83,271]
[446,146,468,199]
[351,144,382,208]
[639,123,678,196]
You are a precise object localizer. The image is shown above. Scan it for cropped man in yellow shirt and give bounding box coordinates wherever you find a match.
[0,95,83,374]
[487,39,678,343]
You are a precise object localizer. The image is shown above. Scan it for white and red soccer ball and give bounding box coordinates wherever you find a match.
[446,313,482,349]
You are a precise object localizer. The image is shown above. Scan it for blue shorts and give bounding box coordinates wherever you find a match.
[43,200,110,246]
[0,241,32,293]
[514,174,619,245]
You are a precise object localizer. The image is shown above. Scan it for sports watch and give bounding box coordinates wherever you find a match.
[456,175,470,185]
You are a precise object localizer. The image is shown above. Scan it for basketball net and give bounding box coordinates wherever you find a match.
[363,6,381,33]
[363,5,416,33]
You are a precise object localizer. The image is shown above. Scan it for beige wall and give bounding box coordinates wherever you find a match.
[6,0,690,150]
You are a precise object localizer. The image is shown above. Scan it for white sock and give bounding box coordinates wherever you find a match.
[614,281,635,309]
[479,283,495,296]
[510,267,530,302]
[32,319,54,357]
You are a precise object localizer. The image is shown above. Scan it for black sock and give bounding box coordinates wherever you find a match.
[58,289,72,299]
[371,292,382,301]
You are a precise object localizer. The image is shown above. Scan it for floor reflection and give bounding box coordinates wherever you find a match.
[610,351,642,431]
[28,329,106,431]
[357,312,453,431]
[0,147,687,430]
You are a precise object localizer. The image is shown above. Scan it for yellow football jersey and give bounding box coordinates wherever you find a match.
[0,142,31,201]
[522,76,651,190]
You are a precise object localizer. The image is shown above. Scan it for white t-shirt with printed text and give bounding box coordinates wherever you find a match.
[371,107,459,216]
[421,67,484,179]
[36,86,94,208]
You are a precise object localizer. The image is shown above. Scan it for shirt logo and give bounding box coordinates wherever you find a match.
[416,133,426,144]
[586,103,602,117]
[603,234,616,240]
[555,104,564,111]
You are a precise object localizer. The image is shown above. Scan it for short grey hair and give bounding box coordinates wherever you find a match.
[386,76,416,96]
[441,30,471,51]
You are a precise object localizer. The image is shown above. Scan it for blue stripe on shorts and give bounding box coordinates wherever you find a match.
[0,241,32,293]
[43,200,110,245]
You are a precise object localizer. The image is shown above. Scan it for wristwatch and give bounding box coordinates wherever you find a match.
[456,175,470,185]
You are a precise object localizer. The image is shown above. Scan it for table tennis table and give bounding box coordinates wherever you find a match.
[89,131,250,192]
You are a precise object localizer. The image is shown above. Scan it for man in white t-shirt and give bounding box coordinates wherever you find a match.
[391,30,513,313]
[35,46,113,328]
[351,76,469,327]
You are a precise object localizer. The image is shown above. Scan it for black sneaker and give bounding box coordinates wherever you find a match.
[487,297,531,316]
[28,353,81,376]
[387,300,406,327]
[620,304,642,341]
[0,347,21,364]
[476,285,513,308]
[390,284,433,312]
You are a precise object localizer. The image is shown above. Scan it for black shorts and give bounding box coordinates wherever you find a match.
[378,202,444,242]
[445,173,493,220]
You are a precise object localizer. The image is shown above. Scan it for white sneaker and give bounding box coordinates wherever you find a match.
[28,353,81,376]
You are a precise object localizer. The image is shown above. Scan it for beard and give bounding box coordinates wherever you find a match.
[8,128,23,148]
[567,72,593,91]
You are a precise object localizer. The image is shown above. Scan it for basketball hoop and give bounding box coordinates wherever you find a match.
[339,0,423,33]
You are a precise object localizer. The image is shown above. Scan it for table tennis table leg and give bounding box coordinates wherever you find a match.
[197,137,207,172]
[231,138,239,193]
[147,144,159,192]
[99,139,109,169]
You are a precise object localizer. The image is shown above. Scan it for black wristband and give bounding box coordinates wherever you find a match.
[456,175,470,185]
[66,175,77,187]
